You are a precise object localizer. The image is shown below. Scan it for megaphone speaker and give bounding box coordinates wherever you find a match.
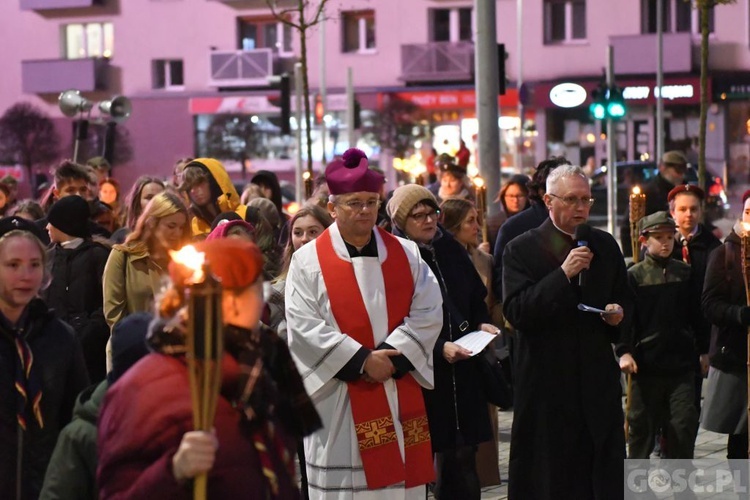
[58,89,93,117]
[99,96,132,124]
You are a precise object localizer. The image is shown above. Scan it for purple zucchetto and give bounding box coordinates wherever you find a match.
[325,148,385,195]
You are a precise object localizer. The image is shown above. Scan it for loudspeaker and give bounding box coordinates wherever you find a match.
[58,89,93,117]
[98,95,132,124]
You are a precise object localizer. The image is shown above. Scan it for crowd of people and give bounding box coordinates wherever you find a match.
[0,145,745,500]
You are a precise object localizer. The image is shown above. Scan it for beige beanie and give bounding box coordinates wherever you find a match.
[386,184,439,230]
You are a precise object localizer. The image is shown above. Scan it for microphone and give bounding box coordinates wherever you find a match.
[574,224,591,287]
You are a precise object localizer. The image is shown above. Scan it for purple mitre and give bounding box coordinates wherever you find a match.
[325,148,385,195]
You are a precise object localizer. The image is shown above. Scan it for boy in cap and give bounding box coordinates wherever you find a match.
[43,195,111,382]
[617,211,706,459]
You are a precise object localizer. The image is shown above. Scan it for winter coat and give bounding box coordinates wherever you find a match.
[617,253,704,375]
[38,381,107,500]
[43,240,111,383]
[186,159,248,237]
[468,246,503,327]
[671,223,721,286]
[0,299,90,500]
[393,226,492,453]
[102,248,166,331]
[702,229,749,374]
[502,219,632,499]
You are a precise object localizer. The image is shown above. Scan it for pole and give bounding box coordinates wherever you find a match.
[515,0,524,173]
[474,0,500,217]
[656,0,664,163]
[346,67,355,148]
[294,62,304,205]
[606,45,617,236]
[319,12,327,163]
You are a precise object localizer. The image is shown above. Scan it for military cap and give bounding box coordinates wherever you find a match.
[662,150,688,169]
[667,184,705,202]
[0,216,46,242]
[639,211,676,235]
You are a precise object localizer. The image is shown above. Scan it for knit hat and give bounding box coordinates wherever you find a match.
[639,211,676,235]
[247,197,281,229]
[662,150,688,169]
[169,238,264,290]
[109,312,152,383]
[206,219,255,241]
[325,148,385,195]
[386,184,440,230]
[667,184,705,202]
[47,195,91,238]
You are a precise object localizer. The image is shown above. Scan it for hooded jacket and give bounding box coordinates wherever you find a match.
[186,158,248,237]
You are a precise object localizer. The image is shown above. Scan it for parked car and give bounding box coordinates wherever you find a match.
[588,161,729,224]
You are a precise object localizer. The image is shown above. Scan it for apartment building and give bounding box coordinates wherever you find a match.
[2,0,750,192]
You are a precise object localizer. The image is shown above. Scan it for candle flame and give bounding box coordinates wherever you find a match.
[170,245,205,283]
[473,176,485,189]
[632,186,641,195]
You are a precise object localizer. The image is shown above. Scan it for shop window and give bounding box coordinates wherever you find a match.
[543,0,586,44]
[341,10,375,53]
[237,17,293,54]
[430,7,473,42]
[152,59,184,90]
[641,0,714,35]
[64,22,114,59]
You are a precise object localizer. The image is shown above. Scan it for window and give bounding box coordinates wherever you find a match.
[237,17,292,54]
[543,0,586,44]
[64,22,114,59]
[152,59,184,90]
[641,0,714,34]
[430,7,473,42]
[341,10,375,53]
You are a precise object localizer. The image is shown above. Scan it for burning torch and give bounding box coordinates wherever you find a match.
[629,186,646,263]
[170,245,223,500]
[473,175,489,245]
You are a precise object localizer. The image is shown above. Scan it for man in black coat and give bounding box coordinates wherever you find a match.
[502,165,633,500]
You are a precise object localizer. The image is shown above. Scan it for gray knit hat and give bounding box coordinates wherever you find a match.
[386,184,439,230]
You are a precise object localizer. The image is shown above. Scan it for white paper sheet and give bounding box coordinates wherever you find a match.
[453,330,497,356]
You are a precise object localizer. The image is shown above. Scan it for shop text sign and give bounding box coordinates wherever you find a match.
[385,89,519,110]
[622,84,694,101]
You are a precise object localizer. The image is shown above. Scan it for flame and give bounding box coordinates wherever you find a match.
[302,171,311,181]
[169,245,205,283]
[473,176,485,189]
[632,186,641,195]
[286,201,301,215]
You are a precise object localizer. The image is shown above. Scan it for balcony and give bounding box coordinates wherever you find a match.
[209,49,275,88]
[609,33,693,75]
[400,41,474,84]
[22,58,109,94]
[20,0,100,10]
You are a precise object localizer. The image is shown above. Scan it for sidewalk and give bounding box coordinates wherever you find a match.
[476,403,729,500]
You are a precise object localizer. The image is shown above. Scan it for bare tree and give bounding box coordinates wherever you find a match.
[267,0,329,177]
[0,102,60,191]
[693,0,736,188]
[362,96,426,159]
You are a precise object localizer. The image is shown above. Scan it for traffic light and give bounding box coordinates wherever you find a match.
[279,74,291,135]
[589,83,626,121]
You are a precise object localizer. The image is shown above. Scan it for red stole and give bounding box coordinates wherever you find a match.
[316,227,434,489]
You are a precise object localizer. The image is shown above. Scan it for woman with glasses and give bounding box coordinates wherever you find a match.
[386,184,498,500]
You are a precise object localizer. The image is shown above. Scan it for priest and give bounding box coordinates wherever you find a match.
[285,148,442,499]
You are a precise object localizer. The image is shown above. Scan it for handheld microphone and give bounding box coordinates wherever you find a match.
[574,224,591,287]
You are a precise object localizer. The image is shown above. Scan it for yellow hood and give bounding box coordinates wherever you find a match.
[189,158,247,236]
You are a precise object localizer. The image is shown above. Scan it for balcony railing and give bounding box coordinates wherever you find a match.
[609,33,693,75]
[20,0,99,10]
[21,58,109,94]
[401,41,474,83]
[209,49,273,88]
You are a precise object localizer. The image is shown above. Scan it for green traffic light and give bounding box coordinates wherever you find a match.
[607,101,626,118]
[590,102,606,120]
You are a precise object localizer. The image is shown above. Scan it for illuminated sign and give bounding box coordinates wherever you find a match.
[622,84,695,101]
[549,83,587,108]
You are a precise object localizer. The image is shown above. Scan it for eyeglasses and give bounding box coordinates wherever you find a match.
[408,210,440,223]
[341,199,380,212]
[548,193,595,207]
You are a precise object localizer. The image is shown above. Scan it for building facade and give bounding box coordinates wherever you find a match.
[2,0,750,194]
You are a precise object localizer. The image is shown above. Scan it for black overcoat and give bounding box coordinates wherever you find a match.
[502,219,632,500]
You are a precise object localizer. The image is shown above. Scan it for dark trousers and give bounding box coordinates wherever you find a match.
[627,372,698,459]
[727,433,748,459]
[434,444,480,500]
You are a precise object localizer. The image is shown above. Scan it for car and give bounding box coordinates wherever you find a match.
[588,161,729,224]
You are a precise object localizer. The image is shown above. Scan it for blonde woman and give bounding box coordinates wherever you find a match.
[103,191,190,335]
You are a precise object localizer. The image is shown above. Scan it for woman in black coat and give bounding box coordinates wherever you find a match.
[386,185,497,500]
[701,199,750,459]
[0,219,89,500]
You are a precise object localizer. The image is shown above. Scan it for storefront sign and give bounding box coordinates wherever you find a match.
[622,84,695,101]
[549,83,587,108]
[189,94,352,115]
[381,88,519,111]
